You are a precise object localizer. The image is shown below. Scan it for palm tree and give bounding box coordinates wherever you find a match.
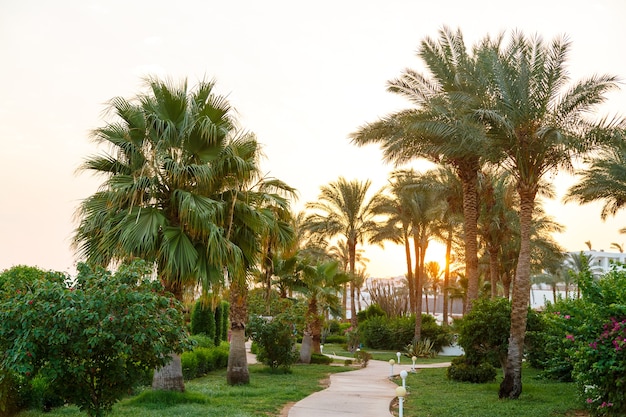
[74,77,247,391]
[564,136,626,225]
[474,32,620,399]
[328,239,368,319]
[424,260,443,315]
[351,27,488,312]
[304,178,382,327]
[295,260,348,363]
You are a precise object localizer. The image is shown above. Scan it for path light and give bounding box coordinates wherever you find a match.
[400,369,408,389]
[320,345,324,354]
[396,386,407,417]
[411,356,417,372]
[396,351,401,364]
[388,359,395,377]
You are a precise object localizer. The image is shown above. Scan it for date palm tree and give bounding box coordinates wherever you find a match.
[564,135,626,224]
[304,178,382,327]
[474,31,621,399]
[295,260,348,363]
[351,27,488,312]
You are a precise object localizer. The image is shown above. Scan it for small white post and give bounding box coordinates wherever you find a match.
[388,359,395,377]
[320,345,324,354]
[400,370,408,389]
[396,386,407,417]
[396,351,401,364]
[411,356,417,371]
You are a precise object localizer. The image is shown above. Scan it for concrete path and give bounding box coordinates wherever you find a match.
[287,356,451,417]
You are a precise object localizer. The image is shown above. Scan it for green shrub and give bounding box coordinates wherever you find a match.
[248,313,299,371]
[354,349,372,368]
[447,356,497,383]
[220,300,230,342]
[181,351,199,380]
[23,374,64,412]
[190,300,216,340]
[405,338,436,358]
[0,369,23,417]
[323,334,347,344]
[189,334,215,349]
[214,302,223,345]
[310,354,332,365]
[360,314,451,352]
[356,303,386,322]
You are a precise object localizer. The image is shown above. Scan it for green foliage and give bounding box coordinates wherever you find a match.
[220,301,230,342]
[248,313,299,371]
[447,356,497,383]
[0,369,22,417]
[356,303,386,322]
[190,300,216,340]
[359,314,451,352]
[405,338,436,358]
[456,297,512,367]
[189,334,215,349]
[213,302,223,345]
[309,354,332,365]
[354,349,372,368]
[323,334,346,344]
[0,261,191,417]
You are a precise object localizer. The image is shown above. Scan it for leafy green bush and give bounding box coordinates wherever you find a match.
[181,344,229,380]
[189,334,215,349]
[0,261,191,417]
[359,314,451,352]
[0,369,23,417]
[181,351,200,380]
[248,313,299,371]
[190,300,216,340]
[323,334,347,344]
[354,349,372,368]
[356,303,386,322]
[447,356,497,383]
[310,354,332,365]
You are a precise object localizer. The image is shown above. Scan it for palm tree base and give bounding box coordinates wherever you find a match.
[152,353,185,392]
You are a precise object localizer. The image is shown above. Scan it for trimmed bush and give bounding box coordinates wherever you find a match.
[181,343,230,381]
[323,334,347,344]
[190,300,216,340]
[248,313,298,371]
[447,356,497,383]
[220,300,230,342]
[181,351,200,380]
[310,354,333,365]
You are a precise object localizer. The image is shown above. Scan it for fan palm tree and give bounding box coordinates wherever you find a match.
[474,31,621,399]
[350,27,488,312]
[304,178,382,326]
[74,77,247,391]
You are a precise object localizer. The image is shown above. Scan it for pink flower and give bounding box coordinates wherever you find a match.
[565,334,575,342]
[564,315,571,319]
[587,398,594,404]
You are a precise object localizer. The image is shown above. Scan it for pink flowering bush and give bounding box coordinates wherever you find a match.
[573,317,626,416]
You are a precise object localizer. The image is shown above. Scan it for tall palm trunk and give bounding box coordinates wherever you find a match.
[413,233,423,340]
[349,240,358,327]
[403,227,415,313]
[152,277,185,391]
[499,187,535,399]
[458,163,480,312]
[489,246,500,298]
[227,277,249,385]
[442,231,452,326]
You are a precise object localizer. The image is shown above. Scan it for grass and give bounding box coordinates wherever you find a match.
[392,365,588,417]
[322,343,454,363]
[16,364,351,417]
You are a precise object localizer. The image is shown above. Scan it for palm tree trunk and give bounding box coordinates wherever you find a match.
[403,228,415,313]
[442,232,452,326]
[152,277,185,391]
[227,277,249,385]
[349,240,358,327]
[152,353,185,391]
[499,187,535,399]
[413,233,423,341]
[458,163,480,312]
[489,246,500,298]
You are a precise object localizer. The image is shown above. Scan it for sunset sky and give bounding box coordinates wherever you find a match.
[2,0,626,277]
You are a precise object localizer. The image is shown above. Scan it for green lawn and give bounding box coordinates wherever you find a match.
[17,364,351,417]
[392,366,588,417]
[322,343,453,363]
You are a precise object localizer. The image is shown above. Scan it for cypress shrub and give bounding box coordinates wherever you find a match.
[190,300,216,341]
[220,300,230,341]
[214,302,223,345]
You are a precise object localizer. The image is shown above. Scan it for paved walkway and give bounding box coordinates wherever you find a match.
[245,342,450,417]
[287,356,450,417]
